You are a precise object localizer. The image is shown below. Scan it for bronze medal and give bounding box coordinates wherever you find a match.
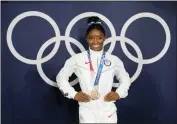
[90,89,100,100]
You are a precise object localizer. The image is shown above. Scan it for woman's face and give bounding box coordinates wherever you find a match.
[87,29,106,51]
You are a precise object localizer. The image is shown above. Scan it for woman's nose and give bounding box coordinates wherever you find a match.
[93,38,99,43]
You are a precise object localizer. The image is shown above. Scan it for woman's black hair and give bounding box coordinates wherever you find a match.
[86,16,106,36]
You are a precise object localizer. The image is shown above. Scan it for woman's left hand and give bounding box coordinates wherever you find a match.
[104,91,120,101]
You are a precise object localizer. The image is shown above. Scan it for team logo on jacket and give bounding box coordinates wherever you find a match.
[104,59,111,66]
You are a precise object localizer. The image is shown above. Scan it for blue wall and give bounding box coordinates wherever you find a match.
[2,1,177,124]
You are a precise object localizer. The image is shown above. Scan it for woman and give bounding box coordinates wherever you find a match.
[56,16,130,123]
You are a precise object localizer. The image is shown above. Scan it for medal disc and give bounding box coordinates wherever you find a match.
[90,90,100,100]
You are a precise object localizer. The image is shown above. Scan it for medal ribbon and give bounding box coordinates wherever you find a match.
[87,50,105,87]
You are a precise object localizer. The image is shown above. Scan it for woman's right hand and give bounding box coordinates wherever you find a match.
[74,91,90,102]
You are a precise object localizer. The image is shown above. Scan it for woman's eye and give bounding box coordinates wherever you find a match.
[89,37,93,40]
[99,37,102,39]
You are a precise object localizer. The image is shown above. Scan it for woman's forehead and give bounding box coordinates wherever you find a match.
[88,29,104,36]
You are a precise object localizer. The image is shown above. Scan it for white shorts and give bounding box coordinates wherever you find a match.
[79,106,118,123]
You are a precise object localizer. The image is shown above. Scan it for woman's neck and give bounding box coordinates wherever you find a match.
[89,48,103,55]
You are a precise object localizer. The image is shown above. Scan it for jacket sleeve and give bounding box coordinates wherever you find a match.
[115,57,131,99]
[56,56,78,99]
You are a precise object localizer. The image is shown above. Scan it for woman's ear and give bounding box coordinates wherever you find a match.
[85,36,88,42]
[104,35,106,41]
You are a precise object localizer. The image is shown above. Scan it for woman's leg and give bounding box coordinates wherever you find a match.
[98,110,118,123]
[79,107,96,123]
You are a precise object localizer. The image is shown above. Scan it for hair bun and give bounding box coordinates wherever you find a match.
[87,16,102,26]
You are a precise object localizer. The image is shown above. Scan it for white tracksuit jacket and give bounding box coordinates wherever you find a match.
[56,49,130,123]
